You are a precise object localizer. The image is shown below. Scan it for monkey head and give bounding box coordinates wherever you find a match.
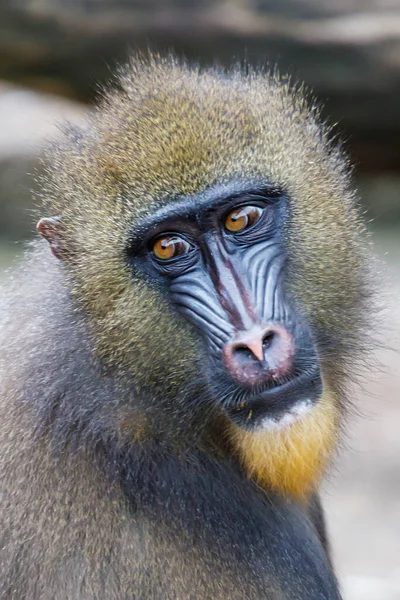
[37,57,371,497]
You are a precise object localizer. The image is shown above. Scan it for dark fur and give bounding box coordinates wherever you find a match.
[0,246,340,599]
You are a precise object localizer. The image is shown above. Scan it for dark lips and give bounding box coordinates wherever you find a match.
[226,367,323,429]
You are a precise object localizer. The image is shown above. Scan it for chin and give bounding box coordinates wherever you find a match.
[223,367,324,432]
[226,385,339,500]
[257,398,315,432]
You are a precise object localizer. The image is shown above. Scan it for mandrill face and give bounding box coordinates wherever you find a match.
[125,180,323,432]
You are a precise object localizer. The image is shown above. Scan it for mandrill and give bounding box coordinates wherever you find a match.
[0,55,372,599]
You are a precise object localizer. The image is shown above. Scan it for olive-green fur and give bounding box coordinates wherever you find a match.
[40,55,369,391]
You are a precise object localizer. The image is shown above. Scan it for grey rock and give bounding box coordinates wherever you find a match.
[0,0,400,170]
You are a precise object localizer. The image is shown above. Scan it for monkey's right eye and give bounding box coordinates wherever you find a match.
[152,235,193,261]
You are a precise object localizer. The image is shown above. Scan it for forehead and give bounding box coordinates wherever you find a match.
[97,81,269,199]
[67,70,321,195]
[47,59,348,241]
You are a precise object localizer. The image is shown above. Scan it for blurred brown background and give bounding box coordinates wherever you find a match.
[0,1,399,598]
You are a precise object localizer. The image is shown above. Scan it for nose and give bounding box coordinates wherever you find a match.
[223,323,294,386]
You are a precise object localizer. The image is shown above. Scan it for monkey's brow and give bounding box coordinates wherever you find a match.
[129,180,281,238]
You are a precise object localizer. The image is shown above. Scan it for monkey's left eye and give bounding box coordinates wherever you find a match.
[224,205,264,233]
[152,235,193,261]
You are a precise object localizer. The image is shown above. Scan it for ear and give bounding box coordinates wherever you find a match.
[36,216,64,259]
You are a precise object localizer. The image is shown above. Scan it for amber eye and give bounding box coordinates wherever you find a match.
[152,235,193,261]
[224,205,264,233]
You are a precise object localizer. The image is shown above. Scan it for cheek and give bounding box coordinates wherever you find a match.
[76,265,199,384]
[114,304,197,379]
[286,230,364,335]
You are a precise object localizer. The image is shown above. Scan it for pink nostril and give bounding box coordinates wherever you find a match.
[223,323,294,386]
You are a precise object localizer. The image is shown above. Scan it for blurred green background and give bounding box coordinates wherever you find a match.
[0,1,399,598]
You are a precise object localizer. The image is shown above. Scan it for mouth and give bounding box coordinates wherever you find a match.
[223,367,323,431]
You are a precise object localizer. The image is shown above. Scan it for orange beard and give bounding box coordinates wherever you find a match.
[229,391,338,500]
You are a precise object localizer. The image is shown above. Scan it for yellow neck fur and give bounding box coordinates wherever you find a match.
[230,392,338,500]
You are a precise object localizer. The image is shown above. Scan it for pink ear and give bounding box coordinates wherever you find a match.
[36,217,63,259]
